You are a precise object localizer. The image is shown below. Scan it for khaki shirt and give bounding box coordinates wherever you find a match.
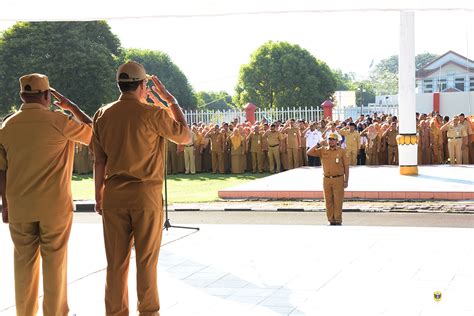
[286,128,299,149]
[92,93,189,210]
[267,131,282,146]
[209,132,224,152]
[340,130,361,150]
[0,103,92,223]
[446,124,467,139]
[460,121,473,143]
[310,146,346,177]
[249,133,263,152]
[385,129,398,147]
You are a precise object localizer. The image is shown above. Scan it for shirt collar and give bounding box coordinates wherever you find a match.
[20,103,48,110]
[119,92,140,101]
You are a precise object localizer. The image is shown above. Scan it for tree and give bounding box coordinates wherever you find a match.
[415,52,439,70]
[0,21,120,115]
[354,80,376,106]
[121,49,197,109]
[369,53,438,95]
[333,69,356,91]
[234,41,336,109]
[196,91,235,110]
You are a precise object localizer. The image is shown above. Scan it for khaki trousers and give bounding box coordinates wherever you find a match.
[262,150,269,171]
[211,151,224,173]
[470,142,474,164]
[268,146,281,173]
[323,176,344,224]
[184,146,196,174]
[102,208,164,316]
[387,145,398,165]
[462,142,470,164]
[345,148,358,166]
[9,213,72,316]
[251,151,264,172]
[448,138,462,164]
[287,148,299,169]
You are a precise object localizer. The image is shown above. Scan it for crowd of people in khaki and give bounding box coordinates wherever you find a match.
[1,61,191,316]
[160,111,473,176]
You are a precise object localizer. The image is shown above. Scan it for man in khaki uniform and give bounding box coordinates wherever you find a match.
[441,116,467,164]
[282,119,300,169]
[167,139,178,174]
[382,121,399,165]
[205,125,225,173]
[307,133,349,225]
[247,125,264,173]
[339,122,360,166]
[264,124,283,173]
[184,128,197,174]
[459,113,473,164]
[92,61,191,315]
[430,118,443,164]
[0,73,92,315]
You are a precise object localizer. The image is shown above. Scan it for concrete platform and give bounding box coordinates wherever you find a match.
[218,165,474,201]
[1,216,473,316]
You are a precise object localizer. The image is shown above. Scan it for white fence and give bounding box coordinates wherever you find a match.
[184,105,399,125]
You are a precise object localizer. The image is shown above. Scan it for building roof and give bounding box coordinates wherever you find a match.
[416,50,474,79]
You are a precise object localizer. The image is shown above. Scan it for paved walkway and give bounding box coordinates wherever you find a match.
[1,214,473,315]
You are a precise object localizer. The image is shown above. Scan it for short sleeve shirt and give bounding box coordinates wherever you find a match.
[0,103,92,223]
[92,93,190,211]
[310,146,346,177]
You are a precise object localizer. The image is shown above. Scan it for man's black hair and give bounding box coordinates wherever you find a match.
[118,80,143,92]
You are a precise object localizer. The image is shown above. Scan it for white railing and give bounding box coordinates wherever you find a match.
[184,105,399,125]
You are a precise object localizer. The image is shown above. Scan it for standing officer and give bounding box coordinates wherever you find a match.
[458,113,472,163]
[183,127,197,174]
[247,125,264,173]
[382,120,399,165]
[282,119,301,169]
[307,133,349,225]
[92,61,191,315]
[338,122,360,166]
[205,125,225,173]
[0,73,92,315]
[264,123,283,173]
[441,116,467,164]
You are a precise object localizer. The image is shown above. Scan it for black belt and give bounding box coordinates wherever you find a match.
[448,137,462,139]
[185,144,194,147]
[324,175,343,179]
[269,144,279,148]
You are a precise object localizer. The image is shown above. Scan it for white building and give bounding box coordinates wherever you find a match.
[375,51,474,117]
[415,50,474,117]
[333,90,356,108]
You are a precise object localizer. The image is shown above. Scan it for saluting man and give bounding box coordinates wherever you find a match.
[307,133,349,225]
[0,73,92,315]
[92,61,191,315]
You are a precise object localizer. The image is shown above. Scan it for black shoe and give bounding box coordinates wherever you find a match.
[328,222,336,226]
[335,222,342,226]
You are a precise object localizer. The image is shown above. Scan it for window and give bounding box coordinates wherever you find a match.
[438,79,447,91]
[423,79,433,93]
[455,77,465,91]
[470,77,474,91]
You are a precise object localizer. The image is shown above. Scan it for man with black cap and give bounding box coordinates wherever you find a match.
[92,61,191,315]
[307,133,349,225]
[0,73,92,315]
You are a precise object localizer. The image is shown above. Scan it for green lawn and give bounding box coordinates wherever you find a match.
[71,173,269,203]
